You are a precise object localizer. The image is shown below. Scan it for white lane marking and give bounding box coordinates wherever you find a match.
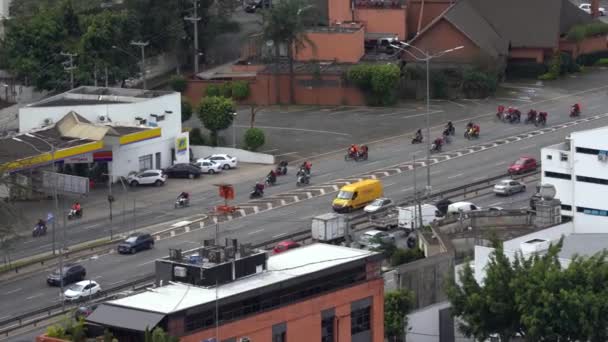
[496,97,533,103]
[261,148,279,153]
[472,176,486,181]
[447,173,464,179]
[431,170,442,175]
[401,186,414,192]
[137,259,156,267]
[448,100,466,108]
[494,161,507,166]
[379,108,417,116]
[489,202,504,206]
[399,110,445,119]
[107,280,126,286]
[384,182,396,187]
[26,293,43,300]
[365,161,383,167]
[235,125,350,136]
[171,221,192,228]
[248,229,265,235]
[274,152,299,157]
[0,315,10,320]
[273,233,288,238]
[93,276,103,280]
[3,288,21,295]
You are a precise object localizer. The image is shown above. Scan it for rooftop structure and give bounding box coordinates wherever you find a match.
[29,86,174,108]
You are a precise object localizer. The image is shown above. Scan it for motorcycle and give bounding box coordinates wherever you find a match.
[276,161,288,176]
[411,136,423,144]
[32,224,47,237]
[525,111,537,124]
[296,173,310,186]
[442,133,451,144]
[445,125,455,136]
[249,187,264,199]
[174,197,190,209]
[508,111,521,124]
[344,146,369,161]
[67,208,83,220]
[570,106,581,117]
[265,175,276,187]
[464,128,479,140]
[430,142,442,153]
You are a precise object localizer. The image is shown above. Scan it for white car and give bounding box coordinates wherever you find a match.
[364,198,394,213]
[194,159,223,174]
[63,280,101,301]
[493,179,526,196]
[358,230,395,249]
[127,169,167,187]
[579,3,605,15]
[203,154,238,170]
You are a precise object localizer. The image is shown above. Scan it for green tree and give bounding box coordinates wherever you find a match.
[144,327,179,342]
[385,289,414,342]
[181,98,193,122]
[231,80,251,101]
[198,96,235,146]
[261,0,316,104]
[169,75,188,93]
[347,64,400,106]
[244,127,265,151]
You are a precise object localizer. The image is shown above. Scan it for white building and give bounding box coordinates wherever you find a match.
[541,126,608,233]
[18,87,187,179]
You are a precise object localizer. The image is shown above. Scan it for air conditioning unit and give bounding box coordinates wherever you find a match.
[42,118,54,126]
[174,266,187,277]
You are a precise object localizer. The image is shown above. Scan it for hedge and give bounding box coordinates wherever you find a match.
[505,62,548,78]
[576,50,608,66]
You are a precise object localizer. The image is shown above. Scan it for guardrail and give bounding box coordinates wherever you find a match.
[0,170,542,338]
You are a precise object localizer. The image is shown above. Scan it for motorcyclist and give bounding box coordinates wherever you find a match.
[432,137,443,151]
[413,129,423,143]
[178,192,189,200]
[527,109,537,122]
[296,167,310,183]
[446,121,455,135]
[302,161,312,174]
[253,182,265,196]
[572,103,581,116]
[442,128,451,144]
[277,161,288,175]
[472,124,480,137]
[538,111,548,124]
[349,144,358,157]
[496,105,505,120]
[37,219,46,229]
[71,202,81,215]
[267,170,277,185]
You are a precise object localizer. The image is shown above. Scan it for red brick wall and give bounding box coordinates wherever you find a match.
[355,7,408,40]
[179,279,385,342]
[560,35,608,57]
[35,335,68,342]
[296,27,365,63]
[509,48,546,63]
[406,0,452,38]
[404,19,481,63]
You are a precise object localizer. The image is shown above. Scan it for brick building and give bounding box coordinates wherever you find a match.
[85,243,385,342]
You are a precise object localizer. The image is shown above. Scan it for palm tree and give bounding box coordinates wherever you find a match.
[260,0,316,104]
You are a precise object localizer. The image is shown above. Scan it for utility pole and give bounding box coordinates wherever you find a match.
[185,0,201,74]
[60,52,78,89]
[130,41,149,89]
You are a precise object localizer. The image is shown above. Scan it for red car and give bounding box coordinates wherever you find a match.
[508,156,538,175]
[272,240,301,254]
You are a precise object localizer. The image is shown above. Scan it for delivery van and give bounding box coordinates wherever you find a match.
[332,179,383,213]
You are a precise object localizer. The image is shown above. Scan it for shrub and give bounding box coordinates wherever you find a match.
[595,58,608,66]
[567,22,608,41]
[231,80,250,101]
[347,64,374,90]
[578,50,608,66]
[244,127,265,151]
[181,98,192,122]
[347,63,400,106]
[462,70,498,98]
[219,82,233,98]
[506,62,547,78]
[189,128,206,145]
[197,96,235,146]
[538,72,558,80]
[431,70,448,99]
[390,247,425,266]
[169,75,187,93]
[205,84,221,97]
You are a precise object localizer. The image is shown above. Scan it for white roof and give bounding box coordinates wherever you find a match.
[108,243,376,314]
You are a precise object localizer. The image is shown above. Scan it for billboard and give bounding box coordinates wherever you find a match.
[174,132,190,164]
[64,153,93,164]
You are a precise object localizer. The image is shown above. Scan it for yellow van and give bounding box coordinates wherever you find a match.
[332,179,383,213]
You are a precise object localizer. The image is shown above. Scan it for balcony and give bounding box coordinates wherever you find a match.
[354,0,405,9]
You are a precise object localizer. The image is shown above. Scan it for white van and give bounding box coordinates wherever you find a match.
[447,201,480,216]
[398,204,440,230]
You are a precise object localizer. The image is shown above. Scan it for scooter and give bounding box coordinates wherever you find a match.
[265,175,276,187]
[32,224,47,237]
[67,208,83,220]
[249,188,263,199]
[296,174,310,187]
[430,143,442,153]
[275,161,288,176]
[570,107,581,117]
[174,197,190,209]
[411,135,423,144]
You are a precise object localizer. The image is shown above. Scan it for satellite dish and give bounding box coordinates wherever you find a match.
[539,184,556,201]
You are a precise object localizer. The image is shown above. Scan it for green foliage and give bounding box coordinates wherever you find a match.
[198,96,235,146]
[46,324,68,339]
[538,72,558,80]
[219,82,233,98]
[576,50,608,66]
[566,25,587,42]
[567,22,608,42]
[385,289,414,341]
[46,316,87,341]
[538,51,562,80]
[430,70,448,99]
[347,63,400,106]
[181,98,193,122]
[462,70,497,98]
[144,327,180,342]
[390,247,425,266]
[231,80,251,101]
[595,58,608,66]
[169,75,188,93]
[206,84,221,97]
[244,128,265,151]
[189,128,206,146]
[103,329,116,342]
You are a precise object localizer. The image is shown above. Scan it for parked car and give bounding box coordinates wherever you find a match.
[117,233,155,254]
[164,163,203,179]
[74,304,99,320]
[63,280,101,301]
[493,179,526,196]
[358,230,395,249]
[273,240,301,254]
[194,159,223,174]
[508,156,537,175]
[244,0,271,13]
[364,197,394,214]
[579,3,605,15]
[127,169,167,187]
[447,201,480,216]
[47,263,86,287]
[202,154,238,170]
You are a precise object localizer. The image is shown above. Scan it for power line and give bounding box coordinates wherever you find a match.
[184,0,201,74]
[60,52,78,89]
[130,41,149,90]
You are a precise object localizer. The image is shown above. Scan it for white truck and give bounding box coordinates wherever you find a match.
[311,213,348,244]
[398,204,441,231]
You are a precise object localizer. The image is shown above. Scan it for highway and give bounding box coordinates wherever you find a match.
[1,107,607,322]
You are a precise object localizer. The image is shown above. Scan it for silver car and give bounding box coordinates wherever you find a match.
[493,179,526,196]
[358,230,395,249]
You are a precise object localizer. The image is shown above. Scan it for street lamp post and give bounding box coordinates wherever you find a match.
[391,42,464,192]
[232,112,238,148]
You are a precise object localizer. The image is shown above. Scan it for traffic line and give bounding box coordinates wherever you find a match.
[248,229,265,235]
[25,293,43,300]
[137,259,156,267]
[447,173,464,180]
[3,288,21,295]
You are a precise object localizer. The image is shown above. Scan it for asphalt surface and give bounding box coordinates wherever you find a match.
[4,69,608,338]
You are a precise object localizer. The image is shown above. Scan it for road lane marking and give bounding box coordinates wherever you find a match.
[384,182,396,187]
[494,161,507,166]
[137,259,156,267]
[275,152,299,157]
[248,229,265,235]
[489,202,504,206]
[236,125,350,136]
[447,173,464,179]
[3,288,21,295]
[472,176,486,181]
[26,293,43,300]
[93,276,103,280]
[401,186,414,192]
[379,108,417,116]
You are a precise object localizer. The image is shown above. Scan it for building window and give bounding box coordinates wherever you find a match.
[577,206,608,216]
[544,171,572,180]
[155,152,161,169]
[576,175,608,185]
[561,204,572,211]
[272,322,286,342]
[139,154,153,171]
[546,154,552,160]
[560,153,568,162]
[322,309,335,342]
[576,147,599,155]
[351,297,372,341]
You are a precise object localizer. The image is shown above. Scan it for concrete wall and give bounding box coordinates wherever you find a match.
[355,7,407,40]
[190,145,274,164]
[296,27,365,63]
